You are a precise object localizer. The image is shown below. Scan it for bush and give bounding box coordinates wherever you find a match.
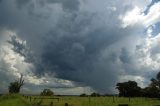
[80,93,87,97]
[90,92,101,97]
[40,89,54,96]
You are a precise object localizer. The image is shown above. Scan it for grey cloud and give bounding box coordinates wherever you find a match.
[7,35,34,63]
[46,0,80,12]
[0,55,18,93]
[15,0,31,9]
[0,0,156,94]
[8,36,26,57]
[120,48,131,64]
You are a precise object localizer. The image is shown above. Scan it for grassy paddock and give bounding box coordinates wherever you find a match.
[0,94,28,106]
[23,95,160,106]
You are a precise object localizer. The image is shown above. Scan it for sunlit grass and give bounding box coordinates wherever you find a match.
[0,94,28,106]
[23,96,160,106]
[1,94,160,106]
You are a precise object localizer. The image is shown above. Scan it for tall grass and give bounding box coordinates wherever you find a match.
[0,94,28,106]
[23,96,160,106]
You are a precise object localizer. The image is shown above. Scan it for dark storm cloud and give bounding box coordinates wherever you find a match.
[0,0,155,94]
[15,0,31,9]
[120,48,131,64]
[46,0,80,12]
[31,10,141,92]
[8,36,26,57]
[7,35,34,63]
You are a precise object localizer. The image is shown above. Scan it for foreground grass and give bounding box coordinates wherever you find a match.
[0,94,29,106]
[23,96,160,106]
[1,94,160,106]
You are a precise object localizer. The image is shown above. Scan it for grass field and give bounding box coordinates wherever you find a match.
[22,95,160,106]
[1,94,160,106]
[0,94,28,106]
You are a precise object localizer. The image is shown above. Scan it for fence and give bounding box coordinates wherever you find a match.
[22,95,160,106]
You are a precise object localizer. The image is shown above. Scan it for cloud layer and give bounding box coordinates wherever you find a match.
[0,0,160,95]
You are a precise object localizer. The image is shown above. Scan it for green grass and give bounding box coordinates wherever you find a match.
[1,94,160,106]
[23,96,160,106]
[0,94,29,106]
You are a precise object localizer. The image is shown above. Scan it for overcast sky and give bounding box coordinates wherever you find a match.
[0,0,160,95]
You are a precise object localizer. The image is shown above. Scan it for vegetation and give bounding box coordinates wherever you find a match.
[142,72,160,98]
[22,96,160,106]
[0,94,28,106]
[8,74,24,94]
[116,81,142,97]
[1,94,160,106]
[40,89,54,96]
[1,72,160,106]
[80,93,87,97]
[116,72,160,98]
[90,92,101,97]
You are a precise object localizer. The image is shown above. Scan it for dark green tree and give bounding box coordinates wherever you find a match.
[40,89,54,96]
[8,74,24,93]
[80,93,87,97]
[143,72,160,98]
[90,92,101,97]
[116,80,142,97]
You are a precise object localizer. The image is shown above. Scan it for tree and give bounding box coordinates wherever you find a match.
[90,92,101,97]
[116,81,142,97]
[8,74,24,93]
[143,72,160,98]
[142,86,159,98]
[40,89,54,96]
[80,93,87,97]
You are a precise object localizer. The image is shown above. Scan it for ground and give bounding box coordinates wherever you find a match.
[0,94,28,106]
[1,94,160,106]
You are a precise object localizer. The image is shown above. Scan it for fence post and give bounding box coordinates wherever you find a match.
[65,103,68,106]
[113,96,115,103]
[50,102,53,106]
[30,97,31,102]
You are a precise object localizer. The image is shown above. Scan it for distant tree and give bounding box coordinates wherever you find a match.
[40,89,54,96]
[8,74,24,93]
[80,93,87,97]
[104,94,117,97]
[90,92,101,97]
[116,80,142,97]
[142,72,160,98]
[142,86,159,98]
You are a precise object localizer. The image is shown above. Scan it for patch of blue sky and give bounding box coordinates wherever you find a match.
[144,0,160,15]
[152,22,160,36]
[144,22,160,37]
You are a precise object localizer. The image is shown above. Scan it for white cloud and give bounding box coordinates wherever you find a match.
[121,2,160,28]
[147,26,154,37]
[120,6,143,28]
[144,2,160,26]
[136,32,160,71]
[119,75,145,87]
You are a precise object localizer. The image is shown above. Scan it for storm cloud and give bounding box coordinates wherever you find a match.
[0,0,160,94]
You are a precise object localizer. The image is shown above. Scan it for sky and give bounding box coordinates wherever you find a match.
[0,0,160,95]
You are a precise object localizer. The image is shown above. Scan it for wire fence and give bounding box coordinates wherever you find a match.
[22,95,160,106]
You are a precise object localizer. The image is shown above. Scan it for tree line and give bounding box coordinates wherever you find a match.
[116,72,160,98]
[8,74,54,96]
[8,72,160,98]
